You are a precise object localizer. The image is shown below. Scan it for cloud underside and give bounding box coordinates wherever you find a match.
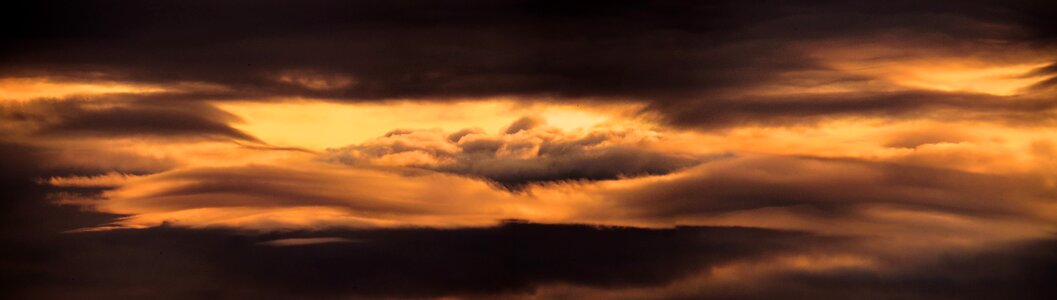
[3,1,1056,129]
[73,155,1051,231]
[3,223,815,299]
[2,151,1054,300]
[1,98,260,142]
[4,221,1055,300]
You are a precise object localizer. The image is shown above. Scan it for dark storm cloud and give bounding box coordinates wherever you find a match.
[0,142,124,299]
[324,118,703,189]
[0,95,261,142]
[4,0,1056,128]
[0,142,121,236]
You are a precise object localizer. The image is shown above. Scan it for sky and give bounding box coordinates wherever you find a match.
[2,1,1057,299]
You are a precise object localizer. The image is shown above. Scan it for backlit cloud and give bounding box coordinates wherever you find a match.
[324,116,703,189]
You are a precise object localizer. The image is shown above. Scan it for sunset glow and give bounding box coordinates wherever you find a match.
[3,1,1057,299]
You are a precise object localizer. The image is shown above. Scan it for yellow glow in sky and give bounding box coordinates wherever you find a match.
[217,100,636,149]
[0,77,167,101]
[888,62,1051,96]
[807,39,1055,96]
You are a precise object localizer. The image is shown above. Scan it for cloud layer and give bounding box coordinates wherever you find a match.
[1,96,259,142]
[5,0,1056,128]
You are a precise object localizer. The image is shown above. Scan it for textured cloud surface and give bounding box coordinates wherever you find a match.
[324,116,703,189]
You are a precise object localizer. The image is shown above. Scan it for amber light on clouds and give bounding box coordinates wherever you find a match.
[2,1,1057,299]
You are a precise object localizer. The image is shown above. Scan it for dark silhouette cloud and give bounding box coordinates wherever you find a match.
[42,106,259,141]
[647,91,1057,129]
[1027,63,1057,91]
[0,143,124,236]
[1,96,261,142]
[504,116,545,134]
[4,0,1055,128]
[672,237,1057,300]
[437,145,701,189]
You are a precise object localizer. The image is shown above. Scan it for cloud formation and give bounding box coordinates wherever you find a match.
[3,141,1053,300]
[4,222,827,300]
[324,117,703,189]
[605,156,1049,219]
[1,96,259,142]
[3,1,1057,299]
[5,0,1056,128]
[46,152,1047,244]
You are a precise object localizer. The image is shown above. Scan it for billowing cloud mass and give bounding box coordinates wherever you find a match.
[324,116,703,189]
[3,0,1057,299]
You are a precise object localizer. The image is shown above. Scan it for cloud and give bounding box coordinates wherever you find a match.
[45,172,140,188]
[3,140,813,300]
[1027,63,1057,91]
[3,1,1057,298]
[604,156,1050,221]
[528,236,1057,300]
[258,237,356,247]
[882,127,972,149]
[708,237,1057,300]
[503,116,545,134]
[1,96,260,142]
[4,1,1055,129]
[54,151,1050,239]
[646,91,1057,129]
[79,161,533,229]
[0,141,124,239]
[2,222,823,299]
[40,105,259,142]
[4,131,1057,299]
[324,117,704,189]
